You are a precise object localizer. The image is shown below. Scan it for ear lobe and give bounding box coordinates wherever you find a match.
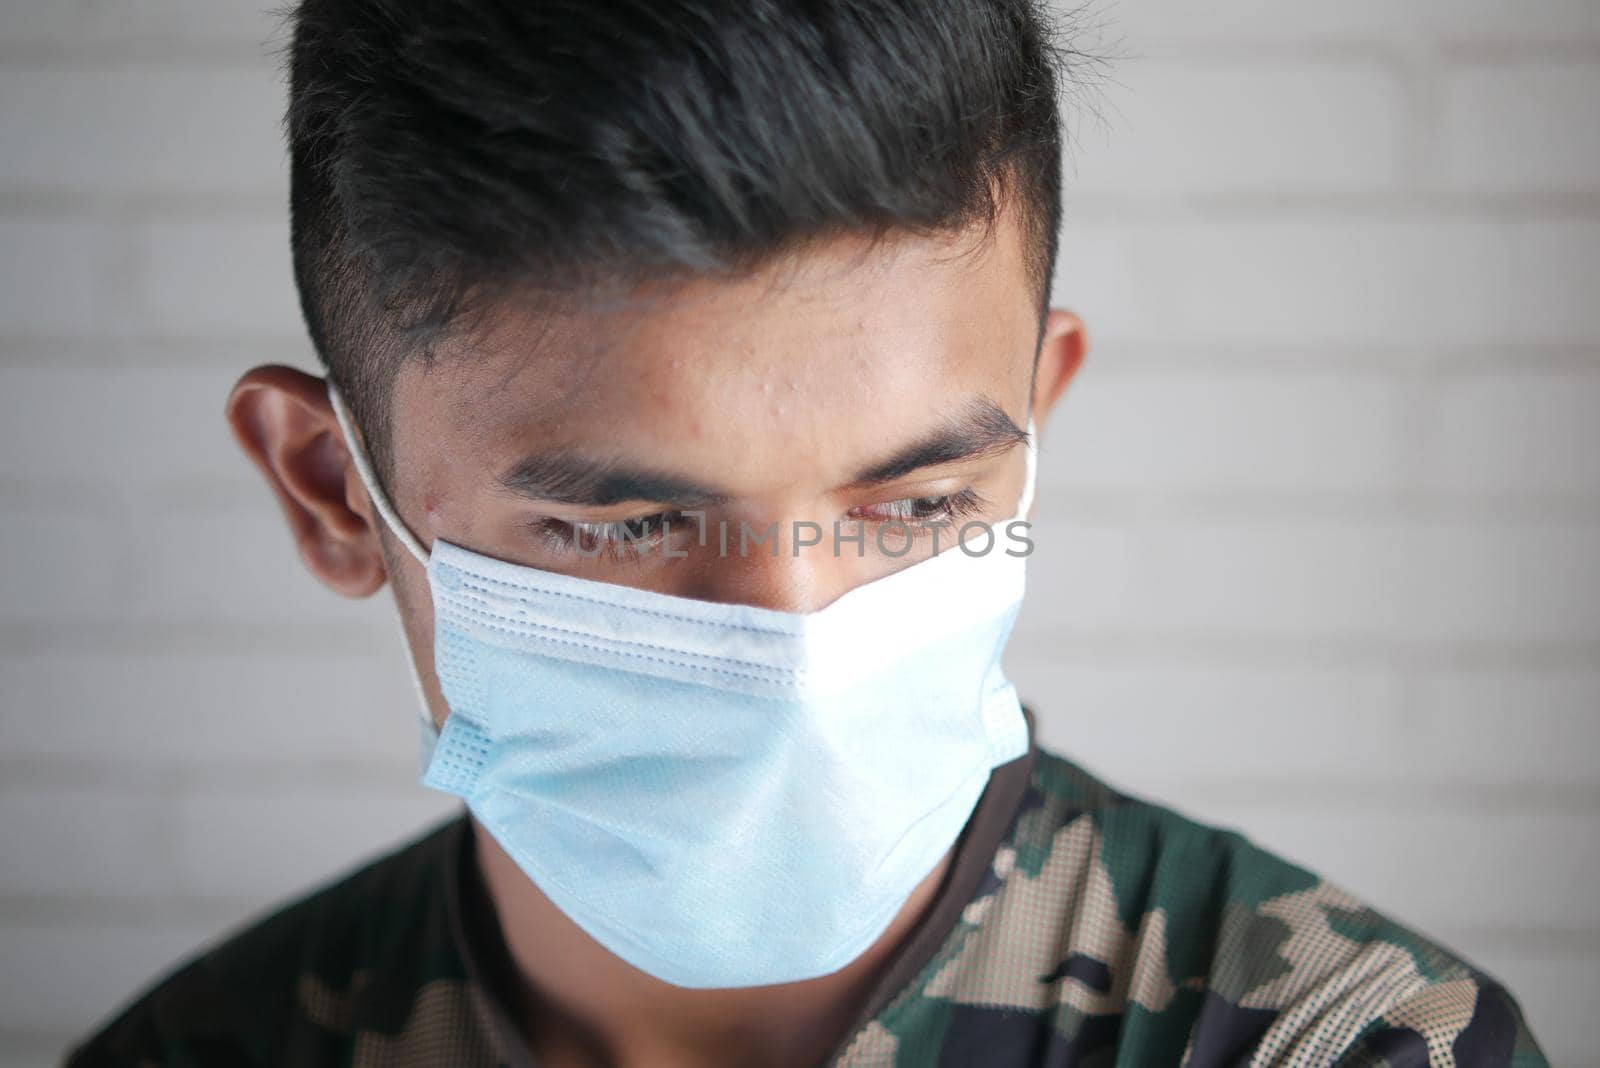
[1031,309,1088,433]
[226,365,389,598]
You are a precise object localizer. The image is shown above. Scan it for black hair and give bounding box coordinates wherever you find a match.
[286,0,1087,473]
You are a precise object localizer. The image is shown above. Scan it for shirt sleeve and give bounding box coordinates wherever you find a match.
[1325,976,1550,1068]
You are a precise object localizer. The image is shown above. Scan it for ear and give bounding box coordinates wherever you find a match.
[225,365,389,597]
[1030,309,1088,434]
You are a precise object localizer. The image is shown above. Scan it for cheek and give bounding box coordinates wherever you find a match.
[421,488,445,519]
[385,544,435,648]
[386,556,456,727]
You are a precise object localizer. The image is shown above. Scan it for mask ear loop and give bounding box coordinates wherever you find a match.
[326,381,442,766]
[327,382,430,566]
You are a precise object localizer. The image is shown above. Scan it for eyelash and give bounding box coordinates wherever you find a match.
[532,490,988,561]
[533,512,688,562]
[846,489,987,528]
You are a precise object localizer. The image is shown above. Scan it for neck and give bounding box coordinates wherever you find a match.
[468,819,951,1068]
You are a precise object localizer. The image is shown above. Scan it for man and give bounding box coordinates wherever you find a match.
[69,0,1547,1065]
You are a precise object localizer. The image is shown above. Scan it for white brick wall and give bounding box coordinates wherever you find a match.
[0,2,1595,1065]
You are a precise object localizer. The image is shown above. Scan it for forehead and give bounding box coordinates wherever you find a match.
[389,209,1040,483]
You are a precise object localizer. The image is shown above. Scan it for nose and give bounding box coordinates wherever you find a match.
[673,521,851,614]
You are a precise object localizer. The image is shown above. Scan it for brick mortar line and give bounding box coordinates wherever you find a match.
[1117,36,1600,63]
[0,192,287,220]
[0,621,391,655]
[0,335,314,361]
[6,339,1597,370]
[4,30,1598,66]
[1031,492,1600,521]
[12,893,1591,940]
[1058,192,1600,219]
[0,43,283,67]
[4,763,1596,812]
[1165,779,1600,812]
[2,621,1595,663]
[1005,630,1600,670]
[6,478,1600,517]
[3,191,1600,221]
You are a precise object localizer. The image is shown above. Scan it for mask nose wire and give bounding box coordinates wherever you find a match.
[327,382,431,567]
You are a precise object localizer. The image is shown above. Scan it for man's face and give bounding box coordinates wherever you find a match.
[385,210,1055,601]
[232,207,1084,727]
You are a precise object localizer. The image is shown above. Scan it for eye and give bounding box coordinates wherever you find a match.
[533,511,686,560]
[848,489,986,526]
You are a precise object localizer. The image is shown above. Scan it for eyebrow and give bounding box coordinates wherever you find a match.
[497,453,731,508]
[496,396,1027,508]
[851,397,1028,485]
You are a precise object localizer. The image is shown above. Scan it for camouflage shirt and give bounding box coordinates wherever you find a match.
[68,730,1547,1067]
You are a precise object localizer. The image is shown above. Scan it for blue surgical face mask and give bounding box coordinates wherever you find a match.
[329,384,1035,989]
